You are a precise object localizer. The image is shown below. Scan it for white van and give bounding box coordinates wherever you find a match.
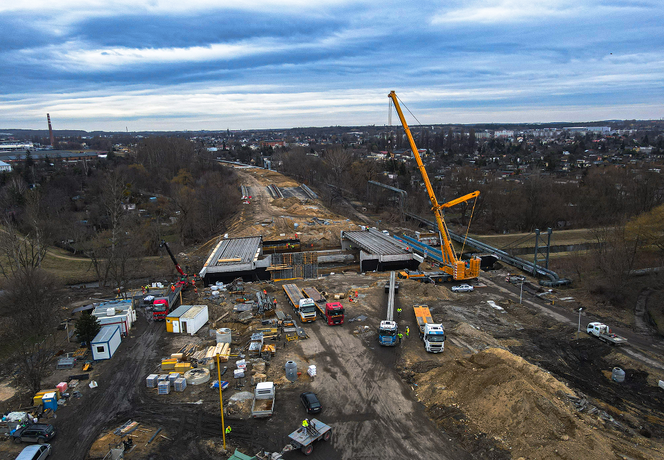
[16,444,51,460]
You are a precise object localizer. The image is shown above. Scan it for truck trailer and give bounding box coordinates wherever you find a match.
[283,284,317,323]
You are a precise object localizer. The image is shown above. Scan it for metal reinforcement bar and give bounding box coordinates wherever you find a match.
[386,271,396,321]
[399,215,571,286]
[300,184,318,200]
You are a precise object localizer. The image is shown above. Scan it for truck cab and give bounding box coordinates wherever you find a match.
[297,298,317,323]
[378,320,398,346]
[423,323,445,353]
[323,302,344,325]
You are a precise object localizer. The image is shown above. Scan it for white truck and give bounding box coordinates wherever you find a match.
[422,323,446,353]
[414,305,446,353]
[586,322,628,346]
[283,284,317,323]
[251,382,276,418]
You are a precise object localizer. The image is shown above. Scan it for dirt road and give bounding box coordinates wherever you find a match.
[290,320,472,460]
[51,316,162,460]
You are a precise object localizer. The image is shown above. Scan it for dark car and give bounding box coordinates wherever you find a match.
[300,391,322,414]
[12,424,56,445]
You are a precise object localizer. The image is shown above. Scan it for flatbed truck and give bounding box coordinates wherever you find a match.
[586,322,628,346]
[283,284,317,323]
[133,285,182,320]
[303,287,344,325]
[378,271,399,346]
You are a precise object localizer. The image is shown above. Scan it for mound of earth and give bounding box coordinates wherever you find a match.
[412,348,663,460]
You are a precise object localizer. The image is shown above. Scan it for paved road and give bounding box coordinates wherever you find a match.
[287,320,473,460]
[482,274,664,369]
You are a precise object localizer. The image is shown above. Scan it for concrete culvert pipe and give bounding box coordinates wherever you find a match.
[184,368,211,385]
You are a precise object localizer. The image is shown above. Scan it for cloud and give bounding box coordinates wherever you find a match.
[0,1,662,129]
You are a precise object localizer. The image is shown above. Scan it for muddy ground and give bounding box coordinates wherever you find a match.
[2,166,664,460]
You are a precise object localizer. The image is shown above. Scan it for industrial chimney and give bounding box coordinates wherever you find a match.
[47,113,54,147]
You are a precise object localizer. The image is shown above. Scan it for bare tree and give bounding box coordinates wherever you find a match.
[0,268,62,394]
[0,190,49,279]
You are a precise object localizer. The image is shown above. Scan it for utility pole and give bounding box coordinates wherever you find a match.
[216,354,227,450]
[519,279,524,304]
[577,308,583,333]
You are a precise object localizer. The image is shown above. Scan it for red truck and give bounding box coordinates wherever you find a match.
[133,285,182,320]
[320,302,344,326]
[302,286,344,325]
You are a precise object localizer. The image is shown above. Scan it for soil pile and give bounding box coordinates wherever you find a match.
[404,280,453,301]
[412,348,663,460]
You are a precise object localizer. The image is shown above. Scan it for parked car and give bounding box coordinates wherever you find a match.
[11,424,56,445]
[300,392,322,414]
[16,444,51,460]
[451,284,474,293]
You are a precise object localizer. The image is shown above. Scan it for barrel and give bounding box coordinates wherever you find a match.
[285,361,298,382]
[216,328,231,344]
[612,367,625,383]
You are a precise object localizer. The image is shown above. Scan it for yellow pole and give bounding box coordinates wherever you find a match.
[217,354,226,449]
[179,291,183,305]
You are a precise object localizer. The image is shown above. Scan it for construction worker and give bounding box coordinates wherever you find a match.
[301,419,309,433]
[405,326,410,337]
[397,307,402,318]
[225,425,231,435]
[398,332,403,344]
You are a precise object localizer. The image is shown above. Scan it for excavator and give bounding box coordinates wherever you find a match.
[388,91,481,281]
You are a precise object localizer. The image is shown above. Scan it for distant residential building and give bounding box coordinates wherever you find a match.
[0,160,11,172]
[0,142,34,151]
[564,126,611,134]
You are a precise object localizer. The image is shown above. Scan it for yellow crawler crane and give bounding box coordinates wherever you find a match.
[388,91,481,280]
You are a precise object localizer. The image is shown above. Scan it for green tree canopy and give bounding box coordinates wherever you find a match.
[75,313,101,347]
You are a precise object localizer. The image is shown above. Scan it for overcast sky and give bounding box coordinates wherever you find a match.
[1,0,663,131]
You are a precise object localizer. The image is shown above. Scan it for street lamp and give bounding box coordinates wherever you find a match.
[519,278,524,304]
[577,308,583,333]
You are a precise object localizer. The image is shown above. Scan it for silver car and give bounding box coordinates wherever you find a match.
[16,444,51,460]
[451,284,474,293]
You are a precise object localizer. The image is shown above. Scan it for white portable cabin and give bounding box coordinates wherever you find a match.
[91,325,122,360]
[165,304,193,333]
[92,300,135,335]
[179,305,209,336]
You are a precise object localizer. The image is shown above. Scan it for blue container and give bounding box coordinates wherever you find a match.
[42,392,58,411]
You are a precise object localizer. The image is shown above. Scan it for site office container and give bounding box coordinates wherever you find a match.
[179,305,209,335]
[91,325,122,360]
[165,305,193,333]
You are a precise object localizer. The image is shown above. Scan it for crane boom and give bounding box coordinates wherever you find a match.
[388,91,481,280]
[159,240,186,278]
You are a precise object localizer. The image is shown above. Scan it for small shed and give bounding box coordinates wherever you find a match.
[180,305,209,336]
[91,325,122,360]
[165,305,193,333]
